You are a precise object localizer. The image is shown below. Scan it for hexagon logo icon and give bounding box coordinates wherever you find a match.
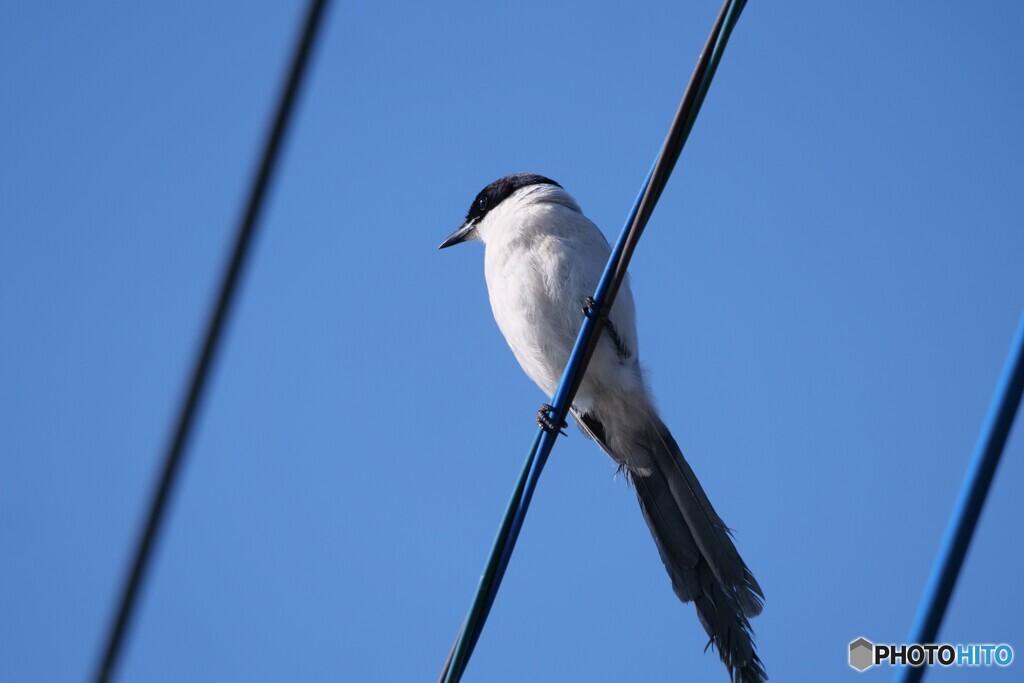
[849,637,874,671]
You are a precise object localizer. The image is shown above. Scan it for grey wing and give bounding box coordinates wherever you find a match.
[571,217,640,363]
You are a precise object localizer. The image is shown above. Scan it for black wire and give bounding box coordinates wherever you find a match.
[438,1,748,680]
[92,2,330,681]
[570,0,745,406]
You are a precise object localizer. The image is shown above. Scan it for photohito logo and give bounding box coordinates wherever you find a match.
[849,637,1014,671]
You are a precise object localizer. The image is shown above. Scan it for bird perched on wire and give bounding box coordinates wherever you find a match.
[440,173,766,682]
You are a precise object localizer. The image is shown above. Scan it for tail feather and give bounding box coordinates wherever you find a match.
[632,473,703,600]
[649,418,764,619]
[573,406,765,682]
[693,583,767,683]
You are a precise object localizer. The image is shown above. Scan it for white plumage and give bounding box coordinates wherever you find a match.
[478,183,642,412]
[441,174,766,683]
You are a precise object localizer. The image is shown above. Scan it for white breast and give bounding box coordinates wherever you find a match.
[479,186,644,411]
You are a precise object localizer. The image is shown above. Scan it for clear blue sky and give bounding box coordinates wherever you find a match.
[2,2,1022,681]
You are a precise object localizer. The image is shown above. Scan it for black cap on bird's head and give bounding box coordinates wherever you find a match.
[439,173,562,249]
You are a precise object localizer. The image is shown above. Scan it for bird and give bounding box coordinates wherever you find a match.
[439,173,766,682]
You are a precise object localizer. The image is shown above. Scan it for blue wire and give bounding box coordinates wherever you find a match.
[440,1,748,680]
[893,311,1024,683]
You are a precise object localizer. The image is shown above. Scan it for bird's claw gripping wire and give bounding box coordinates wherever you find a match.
[582,295,633,361]
[537,404,568,435]
[581,296,606,321]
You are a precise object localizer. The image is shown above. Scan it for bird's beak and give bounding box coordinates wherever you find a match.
[438,220,478,249]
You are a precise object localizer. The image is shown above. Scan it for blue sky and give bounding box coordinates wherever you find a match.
[2,1,1022,681]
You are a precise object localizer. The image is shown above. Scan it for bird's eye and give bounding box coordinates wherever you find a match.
[476,196,488,212]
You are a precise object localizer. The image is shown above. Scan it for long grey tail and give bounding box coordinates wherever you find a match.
[575,409,766,682]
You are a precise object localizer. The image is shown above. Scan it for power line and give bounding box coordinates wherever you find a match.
[92,2,330,681]
[438,1,749,680]
[894,312,1024,683]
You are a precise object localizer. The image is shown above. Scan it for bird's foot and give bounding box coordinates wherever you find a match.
[537,404,568,436]
[581,296,606,321]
